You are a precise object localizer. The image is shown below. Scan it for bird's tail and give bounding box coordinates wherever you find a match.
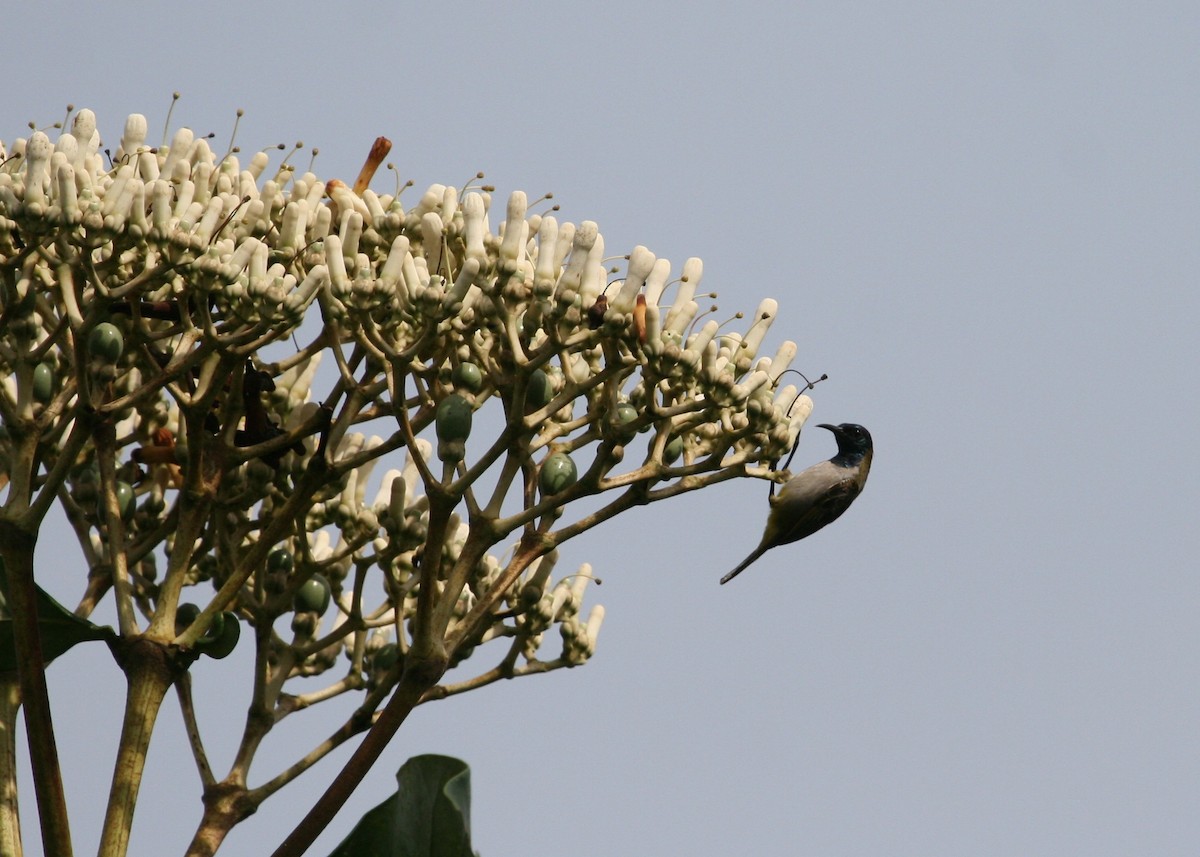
[719,546,767,585]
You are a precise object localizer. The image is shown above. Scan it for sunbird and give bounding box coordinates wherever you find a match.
[721,423,873,584]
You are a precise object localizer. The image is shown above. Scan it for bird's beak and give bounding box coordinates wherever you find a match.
[816,423,838,434]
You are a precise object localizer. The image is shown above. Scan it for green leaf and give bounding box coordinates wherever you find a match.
[0,558,115,673]
[327,754,478,857]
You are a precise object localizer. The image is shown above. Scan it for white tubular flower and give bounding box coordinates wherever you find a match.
[335,432,365,465]
[323,234,350,299]
[137,147,160,181]
[533,215,559,295]
[310,529,333,561]
[439,185,458,222]
[547,581,572,622]
[286,266,329,315]
[103,173,137,230]
[770,341,798,380]
[568,563,593,609]
[279,199,307,249]
[445,257,480,310]
[614,245,655,312]
[673,256,703,312]
[23,132,52,208]
[71,109,97,162]
[400,243,426,299]
[687,319,720,354]
[361,188,386,223]
[381,470,406,525]
[350,436,384,506]
[461,192,488,266]
[160,127,194,184]
[226,236,264,278]
[401,439,432,496]
[247,151,270,181]
[420,211,443,272]
[414,184,444,217]
[666,300,699,340]
[739,298,778,366]
[126,180,148,233]
[551,220,575,271]
[300,175,324,208]
[116,113,148,162]
[53,159,79,224]
[188,138,215,172]
[731,370,771,404]
[583,605,605,650]
[643,257,671,310]
[53,135,78,172]
[555,219,596,302]
[101,165,133,217]
[787,394,814,441]
[149,179,172,232]
[643,303,663,355]
[379,235,410,293]
[498,190,528,266]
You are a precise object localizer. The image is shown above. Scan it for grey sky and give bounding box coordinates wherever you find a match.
[4,2,1198,855]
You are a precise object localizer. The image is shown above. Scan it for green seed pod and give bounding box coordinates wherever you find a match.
[664,435,684,464]
[175,602,202,636]
[88,322,124,363]
[614,403,639,439]
[451,361,483,393]
[115,481,136,521]
[294,573,332,614]
[267,547,294,573]
[194,553,217,582]
[32,362,54,403]
[97,481,136,521]
[539,452,578,496]
[525,369,553,410]
[197,612,240,659]
[436,393,473,462]
[374,643,400,672]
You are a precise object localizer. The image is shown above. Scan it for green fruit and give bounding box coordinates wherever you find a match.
[267,547,294,573]
[435,393,473,462]
[539,452,578,496]
[32,362,54,403]
[97,481,136,521]
[88,322,124,363]
[664,435,684,464]
[374,643,400,672]
[294,574,332,614]
[435,394,473,442]
[451,362,483,393]
[175,602,202,635]
[614,403,638,438]
[115,481,136,521]
[525,369,553,410]
[197,611,240,659]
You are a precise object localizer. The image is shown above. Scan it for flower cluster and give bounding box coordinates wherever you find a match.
[0,107,812,710]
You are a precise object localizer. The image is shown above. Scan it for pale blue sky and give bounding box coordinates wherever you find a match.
[4,2,1198,855]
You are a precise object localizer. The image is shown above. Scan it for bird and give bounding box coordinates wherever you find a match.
[720,422,872,584]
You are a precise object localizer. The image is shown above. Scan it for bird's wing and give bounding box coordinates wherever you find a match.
[770,463,862,546]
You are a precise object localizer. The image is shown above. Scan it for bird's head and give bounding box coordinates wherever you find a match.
[818,423,872,466]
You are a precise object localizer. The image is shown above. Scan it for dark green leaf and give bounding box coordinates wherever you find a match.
[327,754,477,857]
[0,558,115,673]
